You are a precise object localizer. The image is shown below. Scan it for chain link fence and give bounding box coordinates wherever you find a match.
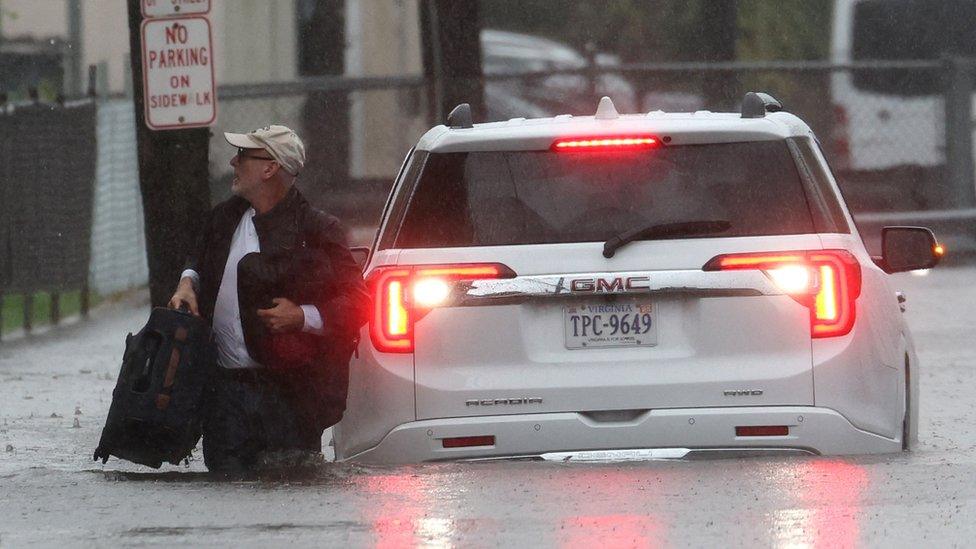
[605,60,976,253]
[3,59,973,339]
[214,77,429,245]
[90,99,149,296]
[0,98,97,337]
[0,94,151,340]
[214,60,976,253]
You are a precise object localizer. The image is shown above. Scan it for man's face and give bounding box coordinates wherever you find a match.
[229,147,276,198]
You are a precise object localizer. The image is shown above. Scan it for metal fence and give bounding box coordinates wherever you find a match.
[0,98,97,336]
[90,99,149,295]
[3,59,974,339]
[214,76,429,243]
[215,59,976,253]
[0,94,152,340]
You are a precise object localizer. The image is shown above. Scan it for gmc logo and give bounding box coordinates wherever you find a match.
[570,276,650,293]
[466,398,543,406]
[723,390,764,396]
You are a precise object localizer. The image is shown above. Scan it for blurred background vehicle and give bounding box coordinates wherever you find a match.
[830,0,976,252]
[1,0,974,338]
[480,29,637,120]
[830,0,975,204]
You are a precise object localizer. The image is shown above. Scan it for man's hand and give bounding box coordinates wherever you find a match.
[167,277,200,316]
[257,298,305,333]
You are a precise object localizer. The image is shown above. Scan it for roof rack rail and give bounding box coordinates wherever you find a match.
[741,92,783,119]
[447,103,473,129]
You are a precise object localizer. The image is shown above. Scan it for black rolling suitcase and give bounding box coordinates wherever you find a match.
[94,307,216,468]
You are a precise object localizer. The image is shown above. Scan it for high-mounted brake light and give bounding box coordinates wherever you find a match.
[704,250,861,338]
[551,136,660,152]
[367,263,516,353]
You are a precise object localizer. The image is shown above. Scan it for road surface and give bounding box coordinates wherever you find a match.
[1,264,974,547]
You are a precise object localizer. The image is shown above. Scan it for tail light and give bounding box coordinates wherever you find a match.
[366,263,516,353]
[703,250,861,338]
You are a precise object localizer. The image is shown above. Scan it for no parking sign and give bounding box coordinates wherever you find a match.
[140,16,216,130]
[139,1,216,130]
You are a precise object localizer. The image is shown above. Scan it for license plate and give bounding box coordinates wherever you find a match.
[564,301,657,349]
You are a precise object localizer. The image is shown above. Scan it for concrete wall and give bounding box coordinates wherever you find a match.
[1,0,130,94]
[211,0,298,85]
[0,0,299,94]
[345,0,428,179]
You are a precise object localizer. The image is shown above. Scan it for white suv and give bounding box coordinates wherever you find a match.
[334,93,942,463]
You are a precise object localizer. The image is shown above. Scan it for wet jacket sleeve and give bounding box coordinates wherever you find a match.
[183,207,214,277]
[310,214,371,340]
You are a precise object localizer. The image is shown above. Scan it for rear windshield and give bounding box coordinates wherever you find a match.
[392,141,815,249]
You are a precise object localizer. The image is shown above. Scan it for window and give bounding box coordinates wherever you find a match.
[394,141,816,248]
[789,138,852,234]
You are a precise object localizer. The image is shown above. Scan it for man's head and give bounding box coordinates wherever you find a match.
[224,125,306,202]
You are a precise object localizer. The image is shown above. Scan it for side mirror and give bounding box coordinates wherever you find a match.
[350,246,370,272]
[879,226,944,273]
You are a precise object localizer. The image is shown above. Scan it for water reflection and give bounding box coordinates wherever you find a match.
[560,515,659,548]
[549,468,665,548]
[353,458,866,547]
[365,471,455,548]
[772,460,869,548]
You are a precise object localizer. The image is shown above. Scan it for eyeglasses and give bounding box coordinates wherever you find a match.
[236,147,275,162]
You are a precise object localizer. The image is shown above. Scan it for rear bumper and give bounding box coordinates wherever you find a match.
[339,406,900,464]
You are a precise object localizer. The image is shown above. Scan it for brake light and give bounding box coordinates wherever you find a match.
[366,263,516,353]
[369,268,412,352]
[808,251,861,337]
[552,136,660,151]
[703,250,861,338]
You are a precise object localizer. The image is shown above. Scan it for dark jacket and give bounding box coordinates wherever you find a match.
[186,187,370,430]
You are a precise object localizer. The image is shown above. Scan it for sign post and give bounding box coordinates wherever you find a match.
[126,0,213,308]
[140,16,216,129]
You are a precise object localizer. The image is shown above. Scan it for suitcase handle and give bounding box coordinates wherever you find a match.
[132,331,164,394]
[155,327,188,410]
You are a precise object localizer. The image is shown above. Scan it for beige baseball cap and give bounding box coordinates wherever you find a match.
[224,124,306,175]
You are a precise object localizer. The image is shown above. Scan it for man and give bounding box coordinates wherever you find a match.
[168,125,369,473]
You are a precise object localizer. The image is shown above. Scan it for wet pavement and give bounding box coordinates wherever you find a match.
[1,265,975,547]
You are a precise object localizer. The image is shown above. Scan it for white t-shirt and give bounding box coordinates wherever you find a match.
[182,207,323,369]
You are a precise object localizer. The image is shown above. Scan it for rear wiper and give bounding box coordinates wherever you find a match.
[602,220,732,258]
